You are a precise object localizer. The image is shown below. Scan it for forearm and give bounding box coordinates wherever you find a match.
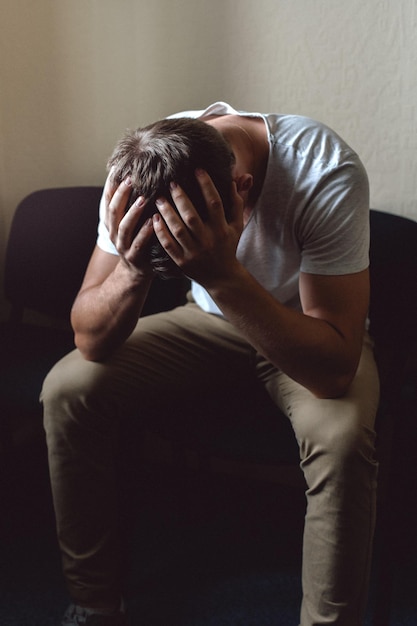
[150,172,366,397]
[71,261,153,361]
[205,266,361,398]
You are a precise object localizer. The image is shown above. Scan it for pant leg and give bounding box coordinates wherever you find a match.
[41,303,254,607]
[258,333,380,625]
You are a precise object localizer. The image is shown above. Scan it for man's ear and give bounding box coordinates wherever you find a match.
[235,173,253,197]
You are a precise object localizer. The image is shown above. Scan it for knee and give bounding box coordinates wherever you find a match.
[41,349,107,433]
[42,350,84,404]
[294,402,376,471]
[301,412,378,501]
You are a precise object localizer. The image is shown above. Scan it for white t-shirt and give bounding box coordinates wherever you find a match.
[97,102,370,315]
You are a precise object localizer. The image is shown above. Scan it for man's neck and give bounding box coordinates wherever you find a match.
[237,116,269,207]
[204,113,269,210]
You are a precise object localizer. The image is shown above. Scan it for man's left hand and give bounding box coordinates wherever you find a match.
[152,169,245,286]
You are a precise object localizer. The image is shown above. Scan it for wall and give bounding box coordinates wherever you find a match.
[0,0,228,319]
[1,0,416,320]
[220,0,417,218]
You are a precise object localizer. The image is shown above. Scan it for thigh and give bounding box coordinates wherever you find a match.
[43,303,257,428]
[120,302,256,395]
[256,333,380,460]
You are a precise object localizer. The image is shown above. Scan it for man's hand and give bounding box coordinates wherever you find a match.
[102,171,154,277]
[70,173,160,361]
[152,169,245,285]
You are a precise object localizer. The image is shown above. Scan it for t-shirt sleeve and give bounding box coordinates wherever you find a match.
[298,157,370,275]
[96,198,119,256]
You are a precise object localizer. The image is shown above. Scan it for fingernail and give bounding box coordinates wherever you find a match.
[125,177,132,186]
[155,198,164,207]
[153,213,160,222]
[195,168,205,177]
[169,181,178,191]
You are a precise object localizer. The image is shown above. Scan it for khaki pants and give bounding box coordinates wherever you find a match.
[42,302,380,625]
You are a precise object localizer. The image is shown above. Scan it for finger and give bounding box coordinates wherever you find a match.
[107,178,133,243]
[101,169,118,229]
[167,182,206,237]
[152,208,184,262]
[103,167,118,200]
[117,196,152,250]
[194,169,226,227]
[155,193,200,246]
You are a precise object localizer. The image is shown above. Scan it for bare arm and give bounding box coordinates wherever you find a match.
[71,246,154,360]
[71,175,156,361]
[153,171,369,398]
[202,265,369,398]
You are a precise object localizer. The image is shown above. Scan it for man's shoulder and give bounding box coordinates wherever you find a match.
[266,113,357,165]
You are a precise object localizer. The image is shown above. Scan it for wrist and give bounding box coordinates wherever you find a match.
[202,261,249,297]
[117,256,153,287]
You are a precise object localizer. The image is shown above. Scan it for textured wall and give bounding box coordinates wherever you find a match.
[219,0,417,219]
[1,0,416,319]
[0,0,228,319]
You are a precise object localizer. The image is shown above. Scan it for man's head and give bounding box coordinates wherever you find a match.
[107,117,235,277]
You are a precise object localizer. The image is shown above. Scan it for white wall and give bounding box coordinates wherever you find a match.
[220,0,417,218]
[0,0,229,319]
[1,0,416,319]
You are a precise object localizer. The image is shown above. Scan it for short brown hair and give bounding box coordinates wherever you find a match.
[107,117,235,277]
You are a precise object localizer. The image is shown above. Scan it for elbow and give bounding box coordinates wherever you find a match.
[311,345,362,399]
[314,380,352,399]
[312,368,357,400]
[74,334,108,362]
[79,350,108,363]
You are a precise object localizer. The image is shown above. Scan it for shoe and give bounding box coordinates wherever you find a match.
[61,603,127,626]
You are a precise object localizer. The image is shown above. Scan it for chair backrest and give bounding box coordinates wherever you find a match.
[4,187,103,322]
[4,186,189,325]
[6,193,415,359]
[368,209,417,390]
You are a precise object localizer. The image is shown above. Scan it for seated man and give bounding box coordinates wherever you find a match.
[42,102,380,626]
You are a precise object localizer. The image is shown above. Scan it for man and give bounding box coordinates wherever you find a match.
[42,102,380,626]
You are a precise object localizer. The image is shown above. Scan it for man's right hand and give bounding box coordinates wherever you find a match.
[70,173,156,361]
[103,171,154,278]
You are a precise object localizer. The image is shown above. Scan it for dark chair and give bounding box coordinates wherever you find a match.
[0,186,187,459]
[0,187,102,455]
[367,210,417,626]
[1,190,416,625]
